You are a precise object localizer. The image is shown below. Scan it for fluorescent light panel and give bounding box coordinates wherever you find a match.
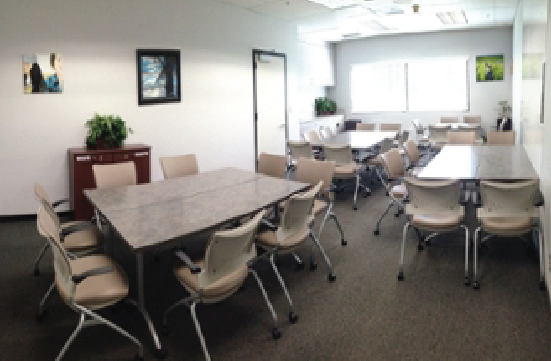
[306,0,359,10]
[436,10,468,25]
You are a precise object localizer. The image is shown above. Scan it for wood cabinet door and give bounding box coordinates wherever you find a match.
[132,150,151,184]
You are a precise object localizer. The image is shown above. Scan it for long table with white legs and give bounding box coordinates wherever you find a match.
[85,168,308,358]
[310,130,397,150]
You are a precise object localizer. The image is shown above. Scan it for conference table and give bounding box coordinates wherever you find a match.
[85,167,309,357]
[417,145,538,180]
[310,130,397,150]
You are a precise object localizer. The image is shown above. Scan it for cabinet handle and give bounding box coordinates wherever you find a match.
[76,155,91,161]
[99,155,102,161]
[134,152,149,157]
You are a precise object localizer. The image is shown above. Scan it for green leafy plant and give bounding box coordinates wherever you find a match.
[85,113,133,148]
[314,97,337,116]
[495,100,512,117]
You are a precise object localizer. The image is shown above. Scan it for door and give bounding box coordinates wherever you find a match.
[253,50,287,167]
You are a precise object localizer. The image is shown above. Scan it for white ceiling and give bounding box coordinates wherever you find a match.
[214,0,547,43]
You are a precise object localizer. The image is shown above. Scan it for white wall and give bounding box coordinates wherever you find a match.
[328,27,513,130]
[0,0,316,216]
[513,2,524,145]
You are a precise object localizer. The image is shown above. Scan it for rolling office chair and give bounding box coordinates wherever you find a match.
[37,204,143,361]
[463,115,482,124]
[473,180,544,290]
[33,183,101,276]
[159,154,199,179]
[398,178,469,284]
[162,211,282,361]
[287,140,315,174]
[323,144,370,210]
[403,140,427,177]
[356,123,375,131]
[487,130,515,145]
[440,116,459,123]
[257,152,288,179]
[380,123,402,132]
[92,161,137,189]
[365,138,394,185]
[447,131,476,145]
[428,124,451,153]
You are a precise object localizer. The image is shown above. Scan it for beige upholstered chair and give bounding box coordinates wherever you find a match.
[447,131,476,145]
[37,205,143,361]
[440,116,459,123]
[33,183,101,276]
[380,123,402,132]
[399,178,469,284]
[308,130,321,143]
[487,130,515,145]
[404,140,425,177]
[159,154,199,179]
[374,149,407,236]
[163,211,281,360]
[288,140,313,162]
[323,144,370,210]
[365,137,394,183]
[92,161,137,189]
[473,180,543,290]
[394,130,410,154]
[463,115,482,124]
[428,124,451,151]
[356,123,375,131]
[257,153,287,179]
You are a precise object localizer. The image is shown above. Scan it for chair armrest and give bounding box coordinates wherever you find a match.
[51,198,70,209]
[460,190,470,206]
[175,250,201,274]
[261,219,278,232]
[473,189,482,208]
[535,190,544,207]
[60,221,93,237]
[72,266,113,284]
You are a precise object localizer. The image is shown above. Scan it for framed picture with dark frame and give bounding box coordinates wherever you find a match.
[137,49,181,106]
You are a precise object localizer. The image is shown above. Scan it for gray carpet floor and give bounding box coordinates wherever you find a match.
[2,183,551,361]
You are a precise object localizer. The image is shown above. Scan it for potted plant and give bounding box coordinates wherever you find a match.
[85,113,133,149]
[496,100,512,118]
[315,97,337,116]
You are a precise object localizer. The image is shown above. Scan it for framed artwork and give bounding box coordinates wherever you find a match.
[23,53,63,93]
[137,49,181,105]
[475,55,504,82]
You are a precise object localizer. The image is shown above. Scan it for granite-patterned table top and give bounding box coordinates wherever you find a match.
[418,145,538,180]
[311,131,397,149]
[85,168,309,251]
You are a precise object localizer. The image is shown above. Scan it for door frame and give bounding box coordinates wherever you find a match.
[252,49,288,171]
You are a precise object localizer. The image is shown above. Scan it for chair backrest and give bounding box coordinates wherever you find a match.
[356,123,375,131]
[487,130,515,145]
[200,210,266,289]
[323,144,353,165]
[380,137,394,153]
[447,131,476,145]
[405,140,419,163]
[479,180,538,217]
[288,140,313,160]
[92,161,137,189]
[325,126,335,137]
[380,123,401,131]
[308,130,321,143]
[381,149,405,179]
[296,158,336,198]
[278,181,322,243]
[440,116,459,123]
[405,178,461,215]
[34,182,61,236]
[463,115,482,124]
[257,153,287,179]
[159,154,199,179]
[398,130,410,146]
[429,125,452,141]
[34,182,52,206]
[37,204,75,303]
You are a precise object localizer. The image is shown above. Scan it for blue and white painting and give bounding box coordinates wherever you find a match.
[140,55,179,99]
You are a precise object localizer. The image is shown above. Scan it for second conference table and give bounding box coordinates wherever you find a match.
[310,130,398,150]
[85,167,309,357]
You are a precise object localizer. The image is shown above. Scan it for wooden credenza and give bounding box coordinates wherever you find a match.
[68,144,151,220]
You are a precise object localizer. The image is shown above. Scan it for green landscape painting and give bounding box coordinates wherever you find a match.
[476,55,504,82]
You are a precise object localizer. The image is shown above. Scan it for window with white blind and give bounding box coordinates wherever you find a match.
[351,62,407,112]
[407,58,468,111]
[350,58,469,112]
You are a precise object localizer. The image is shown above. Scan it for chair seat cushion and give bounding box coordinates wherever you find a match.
[256,226,310,252]
[480,216,532,235]
[57,255,129,309]
[413,213,462,231]
[391,184,406,198]
[62,224,101,253]
[365,156,381,166]
[334,163,361,177]
[174,260,248,299]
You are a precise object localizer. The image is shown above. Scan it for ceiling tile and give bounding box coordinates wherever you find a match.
[250,0,333,20]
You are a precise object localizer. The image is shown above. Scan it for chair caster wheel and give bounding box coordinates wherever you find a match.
[272,327,282,340]
[34,269,40,277]
[397,272,404,281]
[464,277,470,286]
[36,309,48,323]
[353,205,358,211]
[295,262,305,271]
[417,244,424,251]
[341,239,347,246]
[374,229,379,236]
[473,282,480,290]
[540,280,546,291]
[161,325,169,336]
[152,347,168,359]
[328,273,336,282]
[310,263,317,271]
[289,312,298,324]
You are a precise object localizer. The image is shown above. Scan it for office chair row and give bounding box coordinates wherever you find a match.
[441,115,482,124]
[33,153,346,360]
